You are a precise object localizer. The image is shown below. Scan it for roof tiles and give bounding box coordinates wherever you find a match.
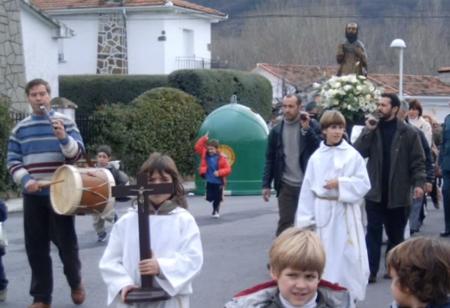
[31,0,225,16]
[256,63,450,97]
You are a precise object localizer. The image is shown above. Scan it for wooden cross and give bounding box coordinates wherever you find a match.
[112,171,174,303]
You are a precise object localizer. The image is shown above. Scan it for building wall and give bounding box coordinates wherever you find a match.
[164,16,211,73]
[127,12,165,74]
[0,0,27,112]
[55,15,98,75]
[21,7,59,97]
[253,68,296,104]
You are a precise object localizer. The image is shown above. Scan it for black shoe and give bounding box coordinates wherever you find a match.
[368,274,377,284]
[113,213,118,223]
[410,229,419,235]
[440,231,450,237]
[383,272,391,279]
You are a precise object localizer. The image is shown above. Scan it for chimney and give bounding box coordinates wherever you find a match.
[438,67,450,85]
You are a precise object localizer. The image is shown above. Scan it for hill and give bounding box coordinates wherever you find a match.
[197,0,450,75]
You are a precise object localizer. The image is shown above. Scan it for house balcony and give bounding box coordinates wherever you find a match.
[176,56,228,70]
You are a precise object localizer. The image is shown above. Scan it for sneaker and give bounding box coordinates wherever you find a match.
[368,274,377,284]
[97,231,107,242]
[213,212,220,218]
[0,288,6,302]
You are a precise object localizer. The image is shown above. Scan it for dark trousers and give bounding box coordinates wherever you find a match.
[23,194,82,304]
[276,182,301,236]
[442,171,450,232]
[206,182,223,213]
[365,200,407,276]
[0,248,7,290]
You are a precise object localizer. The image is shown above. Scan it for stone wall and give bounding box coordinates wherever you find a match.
[97,12,128,74]
[0,0,27,111]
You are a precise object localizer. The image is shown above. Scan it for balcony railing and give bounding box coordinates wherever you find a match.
[176,56,228,70]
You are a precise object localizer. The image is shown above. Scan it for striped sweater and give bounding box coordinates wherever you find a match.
[7,110,85,196]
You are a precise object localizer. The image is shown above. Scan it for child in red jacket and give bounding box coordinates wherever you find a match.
[195,133,232,218]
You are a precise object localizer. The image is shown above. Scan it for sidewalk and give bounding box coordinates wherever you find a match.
[4,181,196,213]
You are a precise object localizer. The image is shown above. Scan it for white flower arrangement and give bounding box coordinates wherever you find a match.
[314,74,382,122]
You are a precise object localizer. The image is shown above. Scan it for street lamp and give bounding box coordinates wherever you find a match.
[390,39,406,100]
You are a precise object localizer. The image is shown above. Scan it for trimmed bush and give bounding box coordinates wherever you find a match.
[0,99,12,193]
[168,69,272,120]
[59,75,169,114]
[90,87,205,176]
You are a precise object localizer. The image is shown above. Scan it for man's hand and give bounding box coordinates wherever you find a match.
[25,179,41,193]
[424,182,433,193]
[414,186,424,199]
[365,117,378,131]
[299,112,310,130]
[213,171,219,177]
[139,257,160,276]
[51,119,67,140]
[262,188,271,202]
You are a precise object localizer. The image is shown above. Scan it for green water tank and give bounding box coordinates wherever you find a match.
[195,103,269,195]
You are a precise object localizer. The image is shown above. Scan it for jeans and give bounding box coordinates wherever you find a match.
[365,200,407,276]
[442,171,450,232]
[276,181,301,236]
[409,197,423,231]
[23,194,82,304]
[0,248,7,290]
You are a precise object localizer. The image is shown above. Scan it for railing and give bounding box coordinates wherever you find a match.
[176,56,229,70]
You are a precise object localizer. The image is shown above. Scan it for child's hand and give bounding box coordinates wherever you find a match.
[121,285,138,302]
[139,258,160,276]
[213,171,219,177]
[323,179,339,190]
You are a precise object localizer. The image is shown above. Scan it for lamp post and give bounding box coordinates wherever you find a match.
[390,39,406,100]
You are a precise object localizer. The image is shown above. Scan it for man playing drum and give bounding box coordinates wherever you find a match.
[7,79,86,308]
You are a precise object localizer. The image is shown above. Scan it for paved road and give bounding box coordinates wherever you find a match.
[2,195,448,307]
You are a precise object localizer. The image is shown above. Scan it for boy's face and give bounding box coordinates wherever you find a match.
[147,171,173,206]
[96,152,111,167]
[390,268,417,308]
[322,124,345,145]
[207,146,218,155]
[271,267,320,306]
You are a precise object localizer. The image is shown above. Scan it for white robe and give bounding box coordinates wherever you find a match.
[99,207,203,308]
[295,140,371,301]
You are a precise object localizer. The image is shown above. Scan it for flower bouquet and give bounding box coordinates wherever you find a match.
[314,74,381,123]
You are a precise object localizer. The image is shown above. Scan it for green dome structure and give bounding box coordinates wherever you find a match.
[195,102,269,196]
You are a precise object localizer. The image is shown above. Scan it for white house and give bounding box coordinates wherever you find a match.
[0,0,72,111]
[21,1,73,97]
[32,0,227,75]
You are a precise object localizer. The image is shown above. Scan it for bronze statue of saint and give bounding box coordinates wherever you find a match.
[336,22,368,76]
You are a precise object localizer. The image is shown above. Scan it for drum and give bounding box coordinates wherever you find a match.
[50,165,116,215]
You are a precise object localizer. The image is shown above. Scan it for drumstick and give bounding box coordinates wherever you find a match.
[38,179,65,188]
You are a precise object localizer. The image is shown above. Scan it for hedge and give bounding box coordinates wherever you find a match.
[168,69,272,120]
[59,75,169,114]
[0,99,12,193]
[90,87,204,176]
